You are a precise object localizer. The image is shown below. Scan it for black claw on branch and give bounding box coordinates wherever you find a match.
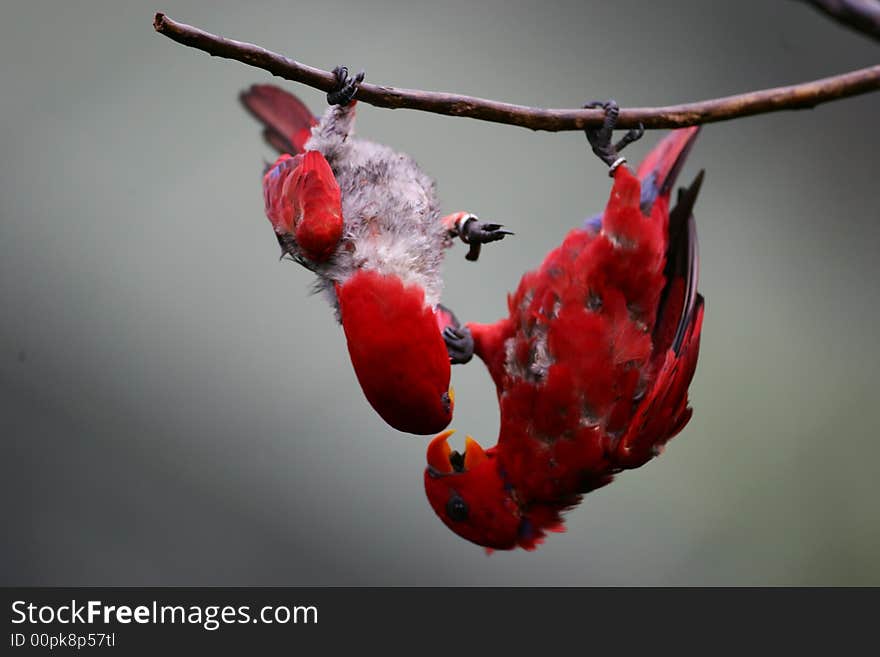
[583,100,644,170]
[460,217,514,262]
[327,66,365,106]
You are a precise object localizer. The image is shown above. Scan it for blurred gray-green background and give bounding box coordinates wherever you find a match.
[1,0,878,585]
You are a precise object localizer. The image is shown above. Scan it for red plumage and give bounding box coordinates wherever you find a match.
[337,270,453,435]
[288,151,344,262]
[261,151,344,263]
[425,127,705,550]
[240,84,318,155]
[241,83,481,435]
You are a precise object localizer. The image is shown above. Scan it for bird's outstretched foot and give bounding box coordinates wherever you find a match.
[583,100,644,174]
[437,304,474,364]
[327,66,365,106]
[458,214,514,262]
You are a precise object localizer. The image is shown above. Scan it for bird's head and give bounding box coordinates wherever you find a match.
[336,269,454,435]
[423,429,524,550]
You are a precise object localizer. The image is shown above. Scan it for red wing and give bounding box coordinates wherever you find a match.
[615,297,704,468]
[636,126,700,215]
[615,171,705,468]
[240,84,318,155]
[262,151,343,263]
[656,172,704,355]
[263,153,303,235]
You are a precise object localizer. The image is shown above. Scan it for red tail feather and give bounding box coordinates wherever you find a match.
[636,126,701,202]
[240,84,318,155]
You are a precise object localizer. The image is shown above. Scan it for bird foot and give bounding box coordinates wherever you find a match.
[327,66,365,106]
[458,214,514,262]
[583,100,644,174]
[437,304,474,364]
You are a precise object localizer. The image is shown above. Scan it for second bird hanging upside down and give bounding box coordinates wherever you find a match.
[424,104,706,550]
[240,68,512,435]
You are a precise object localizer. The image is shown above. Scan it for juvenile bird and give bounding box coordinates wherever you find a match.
[241,68,511,434]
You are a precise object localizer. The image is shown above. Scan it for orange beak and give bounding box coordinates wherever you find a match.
[427,429,455,474]
[464,436,488,470]
[427,430,488,474]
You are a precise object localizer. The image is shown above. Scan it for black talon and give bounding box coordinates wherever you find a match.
[459,216,514,262]
[327,66,365,106]
[614,123,644,152]
[583,99,644,169]
[438,304,474,364]
[443,325,474,364]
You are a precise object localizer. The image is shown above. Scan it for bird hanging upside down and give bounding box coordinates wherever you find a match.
[424,102,706,550]
[240,68,512,435]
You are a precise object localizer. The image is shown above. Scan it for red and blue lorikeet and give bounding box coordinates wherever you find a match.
[425,103,705,550]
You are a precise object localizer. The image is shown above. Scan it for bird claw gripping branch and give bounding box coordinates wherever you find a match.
[583,100,645,174]
[327,66,365,106]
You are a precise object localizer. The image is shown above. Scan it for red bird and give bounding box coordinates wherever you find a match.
[424,104,705,550]
[240,69,510,435]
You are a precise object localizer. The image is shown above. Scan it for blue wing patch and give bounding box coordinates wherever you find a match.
[582,213,603,232]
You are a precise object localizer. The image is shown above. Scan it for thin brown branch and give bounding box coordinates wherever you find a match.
[799,0,880,41]
[153,12,880,132]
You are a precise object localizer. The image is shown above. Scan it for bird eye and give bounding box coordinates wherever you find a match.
[446,494,468,522]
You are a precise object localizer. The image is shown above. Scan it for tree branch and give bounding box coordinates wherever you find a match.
[799,0,880,41]
[153,12,880,132]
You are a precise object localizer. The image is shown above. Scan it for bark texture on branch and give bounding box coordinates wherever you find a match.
[153,12,880,132]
